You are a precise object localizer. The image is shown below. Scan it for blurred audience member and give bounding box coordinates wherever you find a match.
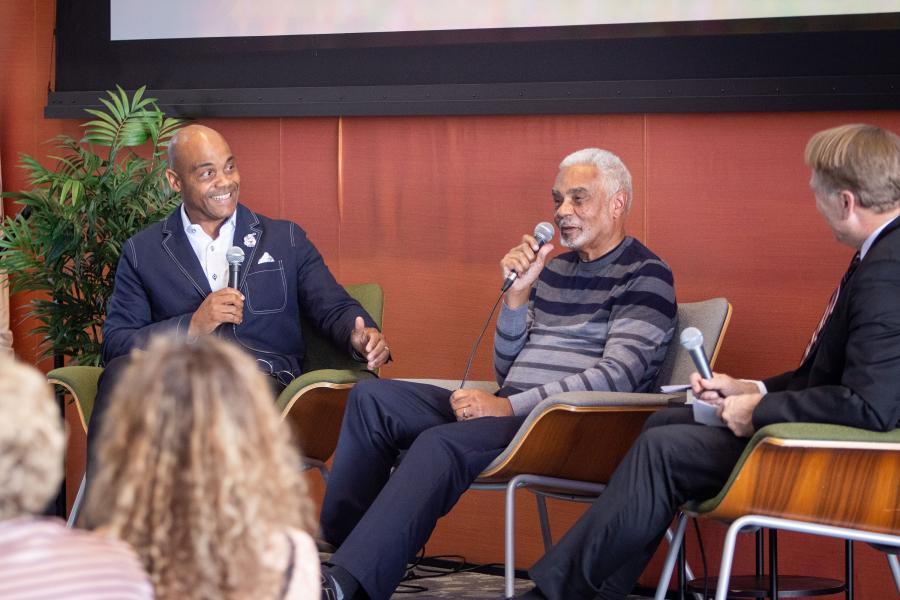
[0,355,152,599]
[84,336,320,600]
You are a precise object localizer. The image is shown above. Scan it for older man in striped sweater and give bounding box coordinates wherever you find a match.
[319,148,677,600]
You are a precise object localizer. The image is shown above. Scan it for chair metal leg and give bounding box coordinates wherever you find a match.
[755,528,764,576]
[768,529,777,600]
[535,494,553,552]
[888,552,900,592]
[505,478,520,599]
[495,474,605,599]
[655,513,689,600]
[714,518,746,600]
[844,540,853,600]
[716,515,900,600]
[66,475,86,528]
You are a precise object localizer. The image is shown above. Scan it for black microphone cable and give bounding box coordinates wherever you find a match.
[460,222,553,388]
[458,287,505,389]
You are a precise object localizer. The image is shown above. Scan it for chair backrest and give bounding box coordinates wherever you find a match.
[652,298,732,389]
[300,283,385,374]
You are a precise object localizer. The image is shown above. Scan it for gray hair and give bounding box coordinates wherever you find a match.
[0,356,65,519]
[559,148,633,212]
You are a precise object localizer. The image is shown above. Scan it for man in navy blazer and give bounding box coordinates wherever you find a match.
[87,124,391,483]
[518,124,900,599]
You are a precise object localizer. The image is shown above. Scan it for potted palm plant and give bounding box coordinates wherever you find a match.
[0,86,183,365]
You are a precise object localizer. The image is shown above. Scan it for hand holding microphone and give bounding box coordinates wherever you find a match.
[682,327,759,400]
[500,222,555,301]
[188,246,246,337]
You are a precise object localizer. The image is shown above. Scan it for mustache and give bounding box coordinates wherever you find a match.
[556,218,579,228]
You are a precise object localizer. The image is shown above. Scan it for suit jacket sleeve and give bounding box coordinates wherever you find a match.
[291,224,378,356]
[753,257,900,431]
[761,370,794,393]
[100,239,193,364]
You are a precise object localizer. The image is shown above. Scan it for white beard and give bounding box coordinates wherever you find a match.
[559,225,591,250]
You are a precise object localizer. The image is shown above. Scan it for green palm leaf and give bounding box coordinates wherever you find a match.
[0,85,182,365]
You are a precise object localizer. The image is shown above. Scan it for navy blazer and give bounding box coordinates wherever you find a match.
[757,216,900,432]
[101,204,376,376]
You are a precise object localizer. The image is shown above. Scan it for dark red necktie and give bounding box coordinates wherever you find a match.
[800,252,861,364]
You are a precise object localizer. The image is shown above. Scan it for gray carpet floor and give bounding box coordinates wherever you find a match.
[389,568,652,599]
[321,553,654,599]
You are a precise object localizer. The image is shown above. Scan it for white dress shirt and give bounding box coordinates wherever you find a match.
[180,205,237,292]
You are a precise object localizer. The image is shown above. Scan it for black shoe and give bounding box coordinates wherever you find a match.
[321,572,340,600]
[513,586,548,599]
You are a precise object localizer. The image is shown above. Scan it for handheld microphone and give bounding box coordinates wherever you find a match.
[226,246,245,289]
[501,222,555,292]
[679,327,713,380]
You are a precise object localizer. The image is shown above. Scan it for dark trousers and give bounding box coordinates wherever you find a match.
[320,379,526,600]
[85,355,131,489]
[529,407,749,600]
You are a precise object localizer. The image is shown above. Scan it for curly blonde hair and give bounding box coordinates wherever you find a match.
[0,355,65,520]
[84,336,316,600]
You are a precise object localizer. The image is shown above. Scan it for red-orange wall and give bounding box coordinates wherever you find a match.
[1,3,896,597]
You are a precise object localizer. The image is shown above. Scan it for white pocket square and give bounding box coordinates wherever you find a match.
[258,252,275,264]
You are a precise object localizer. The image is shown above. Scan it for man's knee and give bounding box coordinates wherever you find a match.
[643,406,693,431]
[628,422,687,469]
[409,424,449,452]
[346,378,389,419]
[348,377,381,401]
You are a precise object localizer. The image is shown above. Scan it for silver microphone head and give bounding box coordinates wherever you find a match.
[533,222,555,246]
[226,246,245,266]
[679,327,704,351]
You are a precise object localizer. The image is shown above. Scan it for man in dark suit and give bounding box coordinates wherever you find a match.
[518,123,900,600]
[87,124,391,483]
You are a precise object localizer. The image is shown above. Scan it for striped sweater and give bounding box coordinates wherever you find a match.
[495,236,676,416]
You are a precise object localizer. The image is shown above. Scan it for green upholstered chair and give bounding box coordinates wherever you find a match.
[654,423,900,600]
[49,282,384,526]
[405,297,733,598]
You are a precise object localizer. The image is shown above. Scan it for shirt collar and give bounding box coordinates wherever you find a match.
[180,204,236,238]
[860,215,898,260]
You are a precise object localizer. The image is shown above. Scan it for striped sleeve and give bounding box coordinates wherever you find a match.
[492,301,531,385]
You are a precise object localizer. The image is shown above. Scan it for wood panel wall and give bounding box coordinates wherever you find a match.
[1,2,896,597]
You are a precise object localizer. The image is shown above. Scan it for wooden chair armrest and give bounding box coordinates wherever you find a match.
[278,369,377,462]
[542,390,681,408]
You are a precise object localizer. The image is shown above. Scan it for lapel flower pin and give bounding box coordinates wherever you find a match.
[243,233,257,247]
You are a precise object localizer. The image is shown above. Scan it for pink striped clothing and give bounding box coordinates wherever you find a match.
[0,517,153,599]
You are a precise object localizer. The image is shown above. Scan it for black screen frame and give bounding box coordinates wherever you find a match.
[47,1,900,118]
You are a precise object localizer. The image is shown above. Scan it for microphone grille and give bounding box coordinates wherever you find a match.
[679,327,704,351]
[533,222,555,245]
[226,246,245,265]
